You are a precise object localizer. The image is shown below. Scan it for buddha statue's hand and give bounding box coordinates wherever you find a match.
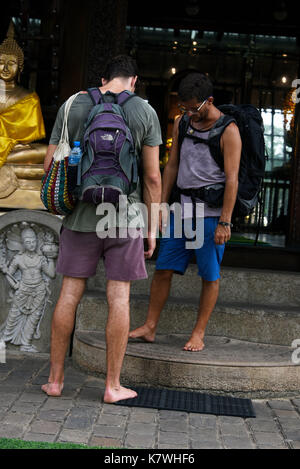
[4,274,19,291]
[42,244,58,259]
[44,251,58,260]
[7,142,47,164]
[13,143,32,150]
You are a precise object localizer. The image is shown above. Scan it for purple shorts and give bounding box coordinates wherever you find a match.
[56,227,147,281]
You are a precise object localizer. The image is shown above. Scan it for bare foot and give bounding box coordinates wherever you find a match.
[104,385,138,404]
[183,333,205,352]
[129,324,156,343]
[41,382,64,397]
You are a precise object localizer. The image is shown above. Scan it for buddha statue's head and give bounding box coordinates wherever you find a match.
[0,21,24,84]
[21,227,37,252]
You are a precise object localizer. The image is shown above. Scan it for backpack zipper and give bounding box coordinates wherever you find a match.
[112,129,120,145]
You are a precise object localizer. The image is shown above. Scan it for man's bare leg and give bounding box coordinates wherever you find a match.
[183,278,219,352]
[42,276,86,396]
[104,279,137,403]
[129,269,173,342]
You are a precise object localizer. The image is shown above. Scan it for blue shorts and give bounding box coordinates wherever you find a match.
[156,214,225,281]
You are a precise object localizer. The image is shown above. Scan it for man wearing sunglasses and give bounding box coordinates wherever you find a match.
[130,72,241,352]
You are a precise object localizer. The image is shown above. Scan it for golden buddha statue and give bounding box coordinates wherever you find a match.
[0,21,47,209]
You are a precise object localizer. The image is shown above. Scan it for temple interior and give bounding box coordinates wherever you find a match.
[1,0,299,267]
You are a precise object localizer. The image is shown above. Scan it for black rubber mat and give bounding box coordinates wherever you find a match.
[116,386,256,418]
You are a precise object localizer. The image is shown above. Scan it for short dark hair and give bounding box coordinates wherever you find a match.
[102,55,139,81]
[178,73,213,102]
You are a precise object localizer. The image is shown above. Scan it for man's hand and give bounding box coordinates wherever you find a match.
[214,224,231,245]
[0,263,7,274]
[144,235,156,259]
[43,144,57,172]
[159,205,169,234]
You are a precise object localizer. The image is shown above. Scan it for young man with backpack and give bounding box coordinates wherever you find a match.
[130,72,242,352]
[42,55,162,402]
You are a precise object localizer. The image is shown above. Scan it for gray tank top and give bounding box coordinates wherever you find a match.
[177,124,225,217]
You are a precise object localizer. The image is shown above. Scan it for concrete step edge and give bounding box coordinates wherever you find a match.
[81,290,300,315]
[98,260,300,277]
[75,330,296,368]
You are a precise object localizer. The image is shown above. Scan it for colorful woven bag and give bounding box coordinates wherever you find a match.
[40,92,80,215]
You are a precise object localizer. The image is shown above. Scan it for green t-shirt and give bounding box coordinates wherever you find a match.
[49,91,162,232]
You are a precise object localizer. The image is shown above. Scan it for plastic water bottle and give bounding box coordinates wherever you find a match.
[68,141,82,165]
[68,141,82,190]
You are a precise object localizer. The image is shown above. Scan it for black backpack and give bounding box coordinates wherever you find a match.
[177,104,267,217]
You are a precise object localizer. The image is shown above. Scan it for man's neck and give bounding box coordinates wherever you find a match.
[191,105,222,130]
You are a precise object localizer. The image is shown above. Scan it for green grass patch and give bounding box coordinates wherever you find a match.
[0,437,107,450]
[228,235,270,246]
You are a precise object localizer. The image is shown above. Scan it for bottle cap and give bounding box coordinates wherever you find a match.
[74,141,81,146]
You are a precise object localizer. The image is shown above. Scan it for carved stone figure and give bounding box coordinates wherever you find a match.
[0,21,47,209]
[0,223,58,352]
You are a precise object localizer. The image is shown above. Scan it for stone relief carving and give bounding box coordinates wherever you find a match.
[0,222,58,352]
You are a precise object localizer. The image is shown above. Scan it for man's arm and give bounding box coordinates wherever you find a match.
[43,100,67,172]
[215,122,242,245]
[142,144,162,259]
[43,144,57,172]
[161,116,181,203]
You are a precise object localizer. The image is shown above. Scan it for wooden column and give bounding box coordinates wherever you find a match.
[58,0,92,102]
[288,98,300,247]
[85,0,128,87]
[58,0,128,101]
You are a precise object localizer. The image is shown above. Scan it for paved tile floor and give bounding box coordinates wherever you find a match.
[0,354,300,449]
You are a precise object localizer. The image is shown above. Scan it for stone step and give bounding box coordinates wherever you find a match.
[72,331,300,398]
[87,261,300,308]
[77,291,300,346]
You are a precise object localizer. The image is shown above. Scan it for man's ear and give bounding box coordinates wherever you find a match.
[101,77,108,85]
[131,75,138,90]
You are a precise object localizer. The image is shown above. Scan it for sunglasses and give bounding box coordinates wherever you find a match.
[178,99,208,114]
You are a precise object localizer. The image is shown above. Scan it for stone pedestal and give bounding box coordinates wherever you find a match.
[0,188,46,211]
[0,210,62,353]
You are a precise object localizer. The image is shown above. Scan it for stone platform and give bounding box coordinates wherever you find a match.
[73,331,300,398]
[72,261,300,397]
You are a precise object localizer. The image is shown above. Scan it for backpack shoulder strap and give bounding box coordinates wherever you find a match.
[178,113,190,158]
[208,114,237,171]
[87,87,103,105]
[209,114,236,139]
[116,90,136,107]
